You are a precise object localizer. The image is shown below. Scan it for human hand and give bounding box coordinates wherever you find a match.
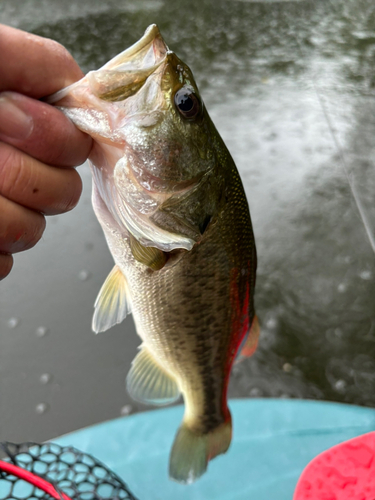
[0,24,92,280]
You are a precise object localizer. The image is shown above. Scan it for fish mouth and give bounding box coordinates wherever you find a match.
[100,24,168,72]
[46,25,170,104]
[89,25,170,102]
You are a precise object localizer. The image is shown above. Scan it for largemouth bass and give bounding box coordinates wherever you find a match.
[48,25,258,484]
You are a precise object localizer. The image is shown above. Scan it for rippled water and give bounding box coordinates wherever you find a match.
[1,0,375,442]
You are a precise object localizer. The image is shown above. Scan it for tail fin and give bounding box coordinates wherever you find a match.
[169,417,232,484]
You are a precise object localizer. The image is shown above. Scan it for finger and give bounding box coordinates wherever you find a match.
[0,142,83,215]
[0,92,92,167]
[0,195,46,254]
[0,24,83,97]
[0,253,13,280]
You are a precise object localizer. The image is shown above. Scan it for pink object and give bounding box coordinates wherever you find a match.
[293,431,375,500]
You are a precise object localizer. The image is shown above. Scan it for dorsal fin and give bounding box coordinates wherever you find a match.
[126,346,180,405]
[92,265,131,333]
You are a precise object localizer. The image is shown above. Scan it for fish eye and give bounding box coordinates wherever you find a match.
[174,87,200,119]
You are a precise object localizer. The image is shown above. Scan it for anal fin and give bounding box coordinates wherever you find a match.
[126,346,180,406]
[92,265,131,333]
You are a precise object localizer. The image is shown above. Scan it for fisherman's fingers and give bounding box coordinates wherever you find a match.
[0,194,46,253]
[0,24,84,97]
[0,142,83,215]
[0,92,92,167]
[0,139,83,280]
[0,25,91,281]
[0,195,46,279]
[0,253,13,280]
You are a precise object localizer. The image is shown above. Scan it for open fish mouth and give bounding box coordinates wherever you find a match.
[47,24,169,104]
[89,24,169,102]
[99,24,168,73]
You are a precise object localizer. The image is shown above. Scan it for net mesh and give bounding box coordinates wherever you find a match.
[0,442,138,500]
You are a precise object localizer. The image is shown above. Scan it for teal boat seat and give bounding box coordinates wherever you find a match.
[54,399,375,500]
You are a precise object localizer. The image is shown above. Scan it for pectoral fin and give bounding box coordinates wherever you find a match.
[126,346,180,405]
[92,265,131,333]
[129,234,167,270]
[235,315,260,363]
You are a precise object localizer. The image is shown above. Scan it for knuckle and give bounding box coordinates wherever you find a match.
[0,145,21,195]
[0,145,32,202]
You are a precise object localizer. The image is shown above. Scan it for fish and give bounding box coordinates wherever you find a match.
[48,24,258,484]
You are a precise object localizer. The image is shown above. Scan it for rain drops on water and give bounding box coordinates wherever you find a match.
[231,363,241,376]
[326,327,344,343]
[359,270,372,280]
[334,380,347,393]
[334,328,343,339]
[40,373,52,385]
[283,363,293,373]
[120,405,133,416]
[249,387,263,398]
[35,403,49,415]
[266,316,277,329]
[78,270,90,281]
[7,317,19,329]
[35,326,48,338]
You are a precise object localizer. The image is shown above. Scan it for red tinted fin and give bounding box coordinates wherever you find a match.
[236,315,260,363]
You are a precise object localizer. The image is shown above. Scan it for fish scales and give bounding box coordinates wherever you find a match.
[48,24,258,484]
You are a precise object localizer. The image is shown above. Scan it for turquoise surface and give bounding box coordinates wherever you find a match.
[54,399,375,500]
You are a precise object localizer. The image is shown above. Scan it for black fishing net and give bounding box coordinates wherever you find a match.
[0,442,138,500]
